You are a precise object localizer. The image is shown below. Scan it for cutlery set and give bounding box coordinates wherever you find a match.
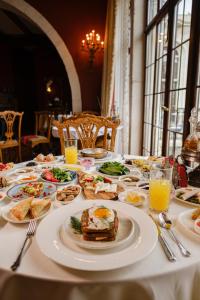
[10,211,190,271]
[150,213,191,262]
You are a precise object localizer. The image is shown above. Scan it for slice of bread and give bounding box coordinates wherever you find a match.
[10,197,33,221]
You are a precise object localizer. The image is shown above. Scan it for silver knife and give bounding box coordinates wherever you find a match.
[149,214,176,262]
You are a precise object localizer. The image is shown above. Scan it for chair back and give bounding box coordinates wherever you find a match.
[34,111,53,141]
[53,115,120,155]
[0,111,23,144]
[73,111,100,117]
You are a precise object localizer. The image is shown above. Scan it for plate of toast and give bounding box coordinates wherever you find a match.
[62,205,136,250]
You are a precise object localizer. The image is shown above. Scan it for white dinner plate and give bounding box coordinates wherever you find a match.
[174,187,200,208]
[1,201,53,224]
[62,209,136,250]
[177,209,200,241]
[36,200,158,271]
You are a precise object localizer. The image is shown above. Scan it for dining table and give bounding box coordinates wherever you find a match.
[0,154,200,300]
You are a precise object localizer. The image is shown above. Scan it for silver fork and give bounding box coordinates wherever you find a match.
[11,220,37,271]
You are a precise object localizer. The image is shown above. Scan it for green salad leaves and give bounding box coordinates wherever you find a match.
[99,161,130,176]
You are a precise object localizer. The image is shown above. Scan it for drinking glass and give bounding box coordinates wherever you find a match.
[64,138,78,164]
[149,168,172,213]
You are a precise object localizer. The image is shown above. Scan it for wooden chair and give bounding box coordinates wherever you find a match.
[73,111,100,117]
[0,111,23,162]
[53,115,120,155]
[22,111,53,149]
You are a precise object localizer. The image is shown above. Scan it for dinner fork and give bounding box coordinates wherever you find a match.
[11,220,37,271]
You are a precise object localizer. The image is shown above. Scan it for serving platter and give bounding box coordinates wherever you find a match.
[36,200,158,271]
[7,181,56,201]
[174,187,200,207]
[96,162,130,179]
[80,148,108,159]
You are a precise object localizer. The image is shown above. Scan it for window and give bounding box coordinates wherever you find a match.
[143,0,200,156]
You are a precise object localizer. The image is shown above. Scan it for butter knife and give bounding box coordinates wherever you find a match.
[149,214,176,262]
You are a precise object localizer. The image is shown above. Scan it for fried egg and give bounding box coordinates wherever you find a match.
[87,206,115,230]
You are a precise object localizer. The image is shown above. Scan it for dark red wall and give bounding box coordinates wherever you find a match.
[26,0,108,112]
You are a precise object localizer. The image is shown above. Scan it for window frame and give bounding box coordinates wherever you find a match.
[143,0,200,156]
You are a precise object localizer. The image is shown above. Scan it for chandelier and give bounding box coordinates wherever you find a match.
[81,30,104,66]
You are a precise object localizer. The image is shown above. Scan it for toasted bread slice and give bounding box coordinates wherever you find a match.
[81,208,119,241]
[30,198,51,218]
[10,197,33,221]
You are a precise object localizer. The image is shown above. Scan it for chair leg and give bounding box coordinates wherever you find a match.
[18,145,22,162]
[0,149,2,162]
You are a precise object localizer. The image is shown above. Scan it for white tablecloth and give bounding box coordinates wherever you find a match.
[0,161,200,300]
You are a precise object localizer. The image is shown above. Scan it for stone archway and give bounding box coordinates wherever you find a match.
[2,0,82,112]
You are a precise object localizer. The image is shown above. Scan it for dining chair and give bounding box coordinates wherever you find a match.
[22,111,53,150]
[53,115,120,155]
[73,111,100,117]
[0,110,23,162]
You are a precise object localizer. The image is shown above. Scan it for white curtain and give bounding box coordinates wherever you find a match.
[101,0,132,154]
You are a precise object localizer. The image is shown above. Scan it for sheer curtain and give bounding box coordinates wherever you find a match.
[101,0,132,154]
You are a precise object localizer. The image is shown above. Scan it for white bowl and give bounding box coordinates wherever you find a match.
[55,185,81,207]
[118,189,147,207]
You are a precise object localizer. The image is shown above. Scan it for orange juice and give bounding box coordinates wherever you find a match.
[149,179,171,212]
[65,146,78,164]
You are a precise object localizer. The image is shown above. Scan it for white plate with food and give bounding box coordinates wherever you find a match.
[33,153,59,164]
[0,162,15,176]
[41,168,77,185]
[118,189,147,207]
[62,206,137,250]
[118,173,142,187]
[1,197,52,224]
[174,187,200,207]
[7,181,56,201]
[10,167,35,175]
[54,185,81,207]
[177,208,200,241]
[36,200,158,271]
[96,161,130,179]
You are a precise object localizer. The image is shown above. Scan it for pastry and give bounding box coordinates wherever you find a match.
[10,197,33,221]
[30,198,51,218]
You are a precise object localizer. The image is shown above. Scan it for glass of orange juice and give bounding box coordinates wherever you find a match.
[64,138,78,164]
[149,168,172,213]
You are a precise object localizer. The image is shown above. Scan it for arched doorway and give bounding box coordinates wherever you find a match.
[1,0,82,112]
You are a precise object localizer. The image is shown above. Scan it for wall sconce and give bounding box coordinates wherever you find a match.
[81,30,104,66]
[46,79,53,93]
